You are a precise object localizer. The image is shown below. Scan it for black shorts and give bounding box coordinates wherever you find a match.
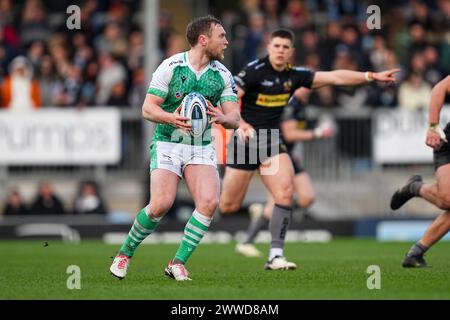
[289,152,305,175]
[226,129,287,171]
[434,123,450,170]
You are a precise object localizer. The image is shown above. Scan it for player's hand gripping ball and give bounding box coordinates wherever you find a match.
[180,92,209,138]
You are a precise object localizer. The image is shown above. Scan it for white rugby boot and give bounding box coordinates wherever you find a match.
[164,261,192,281]
[264,256,297,270]
[235,243,262,257]
[110,254,131,279]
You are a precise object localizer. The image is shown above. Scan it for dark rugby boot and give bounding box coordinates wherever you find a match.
[390,175,423,210]
[402,254,428,268]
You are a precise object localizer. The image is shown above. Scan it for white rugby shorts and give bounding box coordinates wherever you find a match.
[150,141,217,177]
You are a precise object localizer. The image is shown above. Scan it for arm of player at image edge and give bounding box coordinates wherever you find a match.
[141,93,192,129]
[281,117,334,143]
[310,68,400,89]
[426,75,450,150]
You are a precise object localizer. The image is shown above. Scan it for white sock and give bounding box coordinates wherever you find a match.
[269,248,283,261]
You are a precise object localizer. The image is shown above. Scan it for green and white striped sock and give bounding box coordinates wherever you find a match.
[174,210,212,264]
[120,206,161,257]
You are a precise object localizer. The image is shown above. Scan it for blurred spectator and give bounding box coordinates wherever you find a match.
[72,33,94,71]
[127,29,145,71]
[20,0,51,48]
[0,0,20,49]
[398,72,432,111]
[0,29,18,77]
[164,34,186,59]
[324,0,365,23]
[96,52,127,105]
[26,40,45,71]
[261,0,281,31]
[369,35,392,72]
[409,0,434,30]
[409,50,427,75]
[107,81,128,107]
[128,67,146,107]
[73,181,108,215]
[38,55,60,106]
[281,0,310,30]
[422,45,444,86]
[297,27,319,65]
[53,64,83,107]
[242,11,266,63]
[29,182,65,215]
[320,21,342,70]
[367,45,401,108]
[94,22,128,59]
[79,61,98,106]
[0,56,41,110]
[336,24,369,70]
[407,21,428,57]
[2,190,28,216]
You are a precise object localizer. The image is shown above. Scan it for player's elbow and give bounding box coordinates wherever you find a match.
[142,104,154,121]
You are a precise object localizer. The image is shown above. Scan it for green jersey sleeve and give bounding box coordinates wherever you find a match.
[147,58,174,100]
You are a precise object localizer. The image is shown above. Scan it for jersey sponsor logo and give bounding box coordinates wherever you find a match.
[161,153,173,165]
[296,121,307,129]
[247,59,259,67]
[293,66,310,72]
[169,59,183,67]
[218,67,228,73]
[175,92,182,99]
[256,93,290,107]
[283,79,292,92]
[261,80,274,87]
[254,62,265,70]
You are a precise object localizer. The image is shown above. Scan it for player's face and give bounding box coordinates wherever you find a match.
[267,37,293,67]
[205,24,228,61]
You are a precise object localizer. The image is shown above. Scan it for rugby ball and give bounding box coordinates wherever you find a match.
[180,92,209,138]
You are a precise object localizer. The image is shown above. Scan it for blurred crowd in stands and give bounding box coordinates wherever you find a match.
[0,0,448,111]
[0,0,148,109]
[2,181,108,215]
[216,0,450,110]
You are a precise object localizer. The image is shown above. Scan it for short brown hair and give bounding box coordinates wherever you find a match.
[186,15,222,46]
[270,29,295,44]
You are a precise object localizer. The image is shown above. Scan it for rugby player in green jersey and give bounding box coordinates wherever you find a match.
[110,16,239,281]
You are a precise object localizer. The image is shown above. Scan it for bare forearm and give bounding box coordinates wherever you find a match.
[283,130,315,143]
[221,111,240,129]
[142,104,173,124]
[328,70,368,86]
[312,70,367,89]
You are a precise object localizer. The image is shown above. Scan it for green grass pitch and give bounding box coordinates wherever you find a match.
[1,239,449,300]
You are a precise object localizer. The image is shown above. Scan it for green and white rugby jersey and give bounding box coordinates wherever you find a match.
[147,51,238,145]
